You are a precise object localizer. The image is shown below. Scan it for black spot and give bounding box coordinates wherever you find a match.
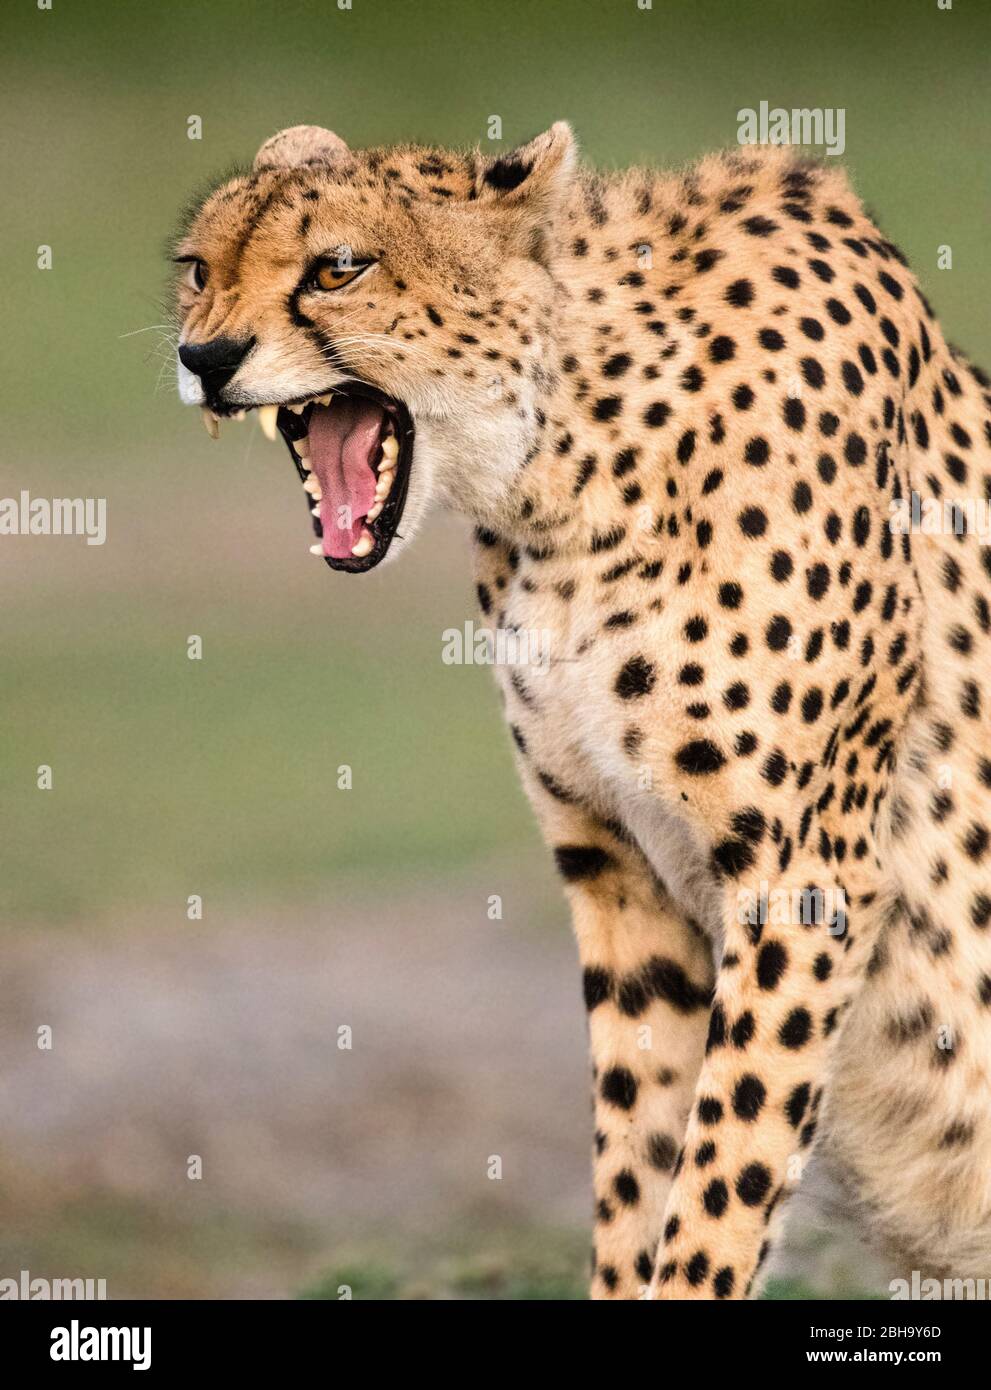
[732,383,755,411]
[594,396,622,422]
[601,1066,638,1110]
[615,655,656,699]
[555,845,615,884]
[725,278,754,308]
[739,507,768,538]
[785,1082,810,1128]
[713,837,756,876]
[603,352,632,378]
[647,957,712,1013]
[745,436,770,466]
[733,1073,766,1121]
[647,1132,678,1171]
[614,1168,640,1205]
[742,216,778,237]
[757,941,788,990]
[582,966,613,1010]
[703,1179,729,1217]
[766,615,792,651]
[731,1012,755,1048]
[783,397,806,431]
[719,582,743,610]
[779,1007,813,1048]
[677,429,696,464]
[676,740,727,775]
[736,1162,772,1206]
[698,1096,724,1125]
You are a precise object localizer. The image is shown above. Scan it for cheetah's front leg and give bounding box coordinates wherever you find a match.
[531,792,715,1299]
[651,839,886,1300]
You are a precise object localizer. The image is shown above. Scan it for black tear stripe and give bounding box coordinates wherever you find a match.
[309,324,353,372]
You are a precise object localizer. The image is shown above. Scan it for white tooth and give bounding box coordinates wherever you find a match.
[318,394,333,406]
[258,404,279,441]
[351,530,374,558]
[201,408,219,440]
[374,468,395,502]
[380,434,398,462]
[309,543,324,556]
[295,435,310,458]
[366,500,384,521]
[233,410,246,421]
[303,476,322,499]
[311,505,321,517]
[288,402,305,415]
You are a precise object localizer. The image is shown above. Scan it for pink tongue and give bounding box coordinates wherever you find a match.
[308,398,384,559]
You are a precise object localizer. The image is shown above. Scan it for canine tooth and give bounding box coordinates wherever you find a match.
[295,435,310,458]
[374,468,395,501]
[258,404,279,441]
[201,408,219,440]
[309,543,324,556]
[351,530,374,558]
[380,434,398,462]
[318,394,333,406]
[366,500,384,521]
[303,476,322,499]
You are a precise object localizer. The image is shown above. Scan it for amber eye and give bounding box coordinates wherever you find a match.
[310,258,372,292]
[183,259,208,292]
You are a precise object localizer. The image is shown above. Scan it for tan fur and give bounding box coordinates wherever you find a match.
[174,125,991,1299]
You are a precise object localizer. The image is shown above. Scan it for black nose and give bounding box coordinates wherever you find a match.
[178,335,256,399]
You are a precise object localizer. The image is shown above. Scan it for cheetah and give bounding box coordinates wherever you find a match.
[172,122,991,1300]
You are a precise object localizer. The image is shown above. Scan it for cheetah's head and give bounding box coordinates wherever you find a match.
[173,122,576,572]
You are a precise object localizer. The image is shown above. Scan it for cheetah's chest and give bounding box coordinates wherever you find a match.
[492,577,722,937]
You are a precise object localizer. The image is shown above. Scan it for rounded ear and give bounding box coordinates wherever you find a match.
[475,121,577,211]
[253,125,349,171]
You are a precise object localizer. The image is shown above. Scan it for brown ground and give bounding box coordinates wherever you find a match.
[0,870,886,1299]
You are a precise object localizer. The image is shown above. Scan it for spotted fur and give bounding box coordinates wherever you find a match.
[175,124,991,1299]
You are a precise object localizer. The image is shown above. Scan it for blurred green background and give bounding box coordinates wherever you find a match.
[0,0,987,1299]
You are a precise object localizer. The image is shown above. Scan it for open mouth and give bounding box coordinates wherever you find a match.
[206,385,413,573]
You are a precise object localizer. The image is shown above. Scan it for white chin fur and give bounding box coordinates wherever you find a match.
[177,358,205,406]
[418,413,531,525]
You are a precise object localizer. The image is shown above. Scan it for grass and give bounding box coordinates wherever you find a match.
[297,1232,589,1301]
